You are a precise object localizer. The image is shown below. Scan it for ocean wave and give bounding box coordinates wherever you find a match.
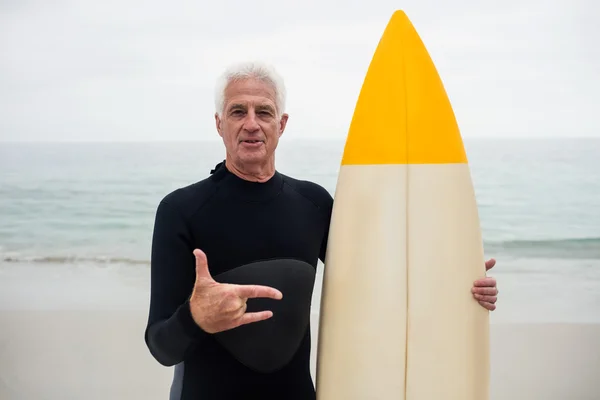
[2,255,150,266]
[484,237,600,259]
[2,237,599,265]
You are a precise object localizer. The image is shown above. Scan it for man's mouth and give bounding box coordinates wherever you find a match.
[241,140,263,144]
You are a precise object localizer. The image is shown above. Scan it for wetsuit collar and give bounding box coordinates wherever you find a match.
[210,160,283,202]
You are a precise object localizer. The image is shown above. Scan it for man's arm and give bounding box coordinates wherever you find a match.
[144,198,210,366]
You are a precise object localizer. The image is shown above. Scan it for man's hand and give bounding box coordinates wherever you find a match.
[472,258,498,311]
[189,249,283,334]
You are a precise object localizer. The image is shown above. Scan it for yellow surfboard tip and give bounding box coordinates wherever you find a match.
[341,10,468,166]
[391,9,408,20]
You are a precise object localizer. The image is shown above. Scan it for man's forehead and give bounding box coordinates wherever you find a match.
[224,79,277,106]
[225,96,276,110]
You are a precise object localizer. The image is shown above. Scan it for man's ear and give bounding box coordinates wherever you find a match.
[278,113,289,137]
[215,112,223,137]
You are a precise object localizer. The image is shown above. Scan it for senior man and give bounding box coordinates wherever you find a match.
[144,61,499,400]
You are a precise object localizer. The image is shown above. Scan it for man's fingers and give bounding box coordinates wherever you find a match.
[479,301,496,311]
[193,249,213,281]
[485,258,496,271]
[235,284,283,300]
[472,286,498,296]
[473,294,497,303]
[233,310,274,328]
[473,277,496,287]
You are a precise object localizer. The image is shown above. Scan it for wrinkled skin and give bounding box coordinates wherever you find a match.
[189,249,283,334]
[473,258,498,311]
[214,77,288,182]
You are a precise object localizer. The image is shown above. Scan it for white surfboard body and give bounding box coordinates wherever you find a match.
[315,10,490,400]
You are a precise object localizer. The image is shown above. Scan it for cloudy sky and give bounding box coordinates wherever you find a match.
[1,0,597,142]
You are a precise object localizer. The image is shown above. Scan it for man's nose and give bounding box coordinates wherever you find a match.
[242,110,260,132]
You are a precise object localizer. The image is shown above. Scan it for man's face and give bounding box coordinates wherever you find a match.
[215,78,288,168]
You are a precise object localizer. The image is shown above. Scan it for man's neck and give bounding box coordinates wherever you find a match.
[225,158,275,183]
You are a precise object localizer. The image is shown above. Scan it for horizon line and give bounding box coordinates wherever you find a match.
[1,136,599,144]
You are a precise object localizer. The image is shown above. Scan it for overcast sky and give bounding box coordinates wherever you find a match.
[1,0,598,142]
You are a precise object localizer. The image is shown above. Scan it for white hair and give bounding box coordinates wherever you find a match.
[214,61,287,118]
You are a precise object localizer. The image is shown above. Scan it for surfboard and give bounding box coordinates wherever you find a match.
[315,10,490,400]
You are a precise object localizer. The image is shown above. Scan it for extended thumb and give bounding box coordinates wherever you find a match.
[193,249,212,280]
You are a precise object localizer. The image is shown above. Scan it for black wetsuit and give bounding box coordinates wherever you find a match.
[144,161,333,400]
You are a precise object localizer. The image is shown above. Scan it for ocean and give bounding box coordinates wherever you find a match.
[1,138,599,323]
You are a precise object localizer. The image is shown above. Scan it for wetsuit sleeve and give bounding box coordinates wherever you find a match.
[144,198,211,367]
[319,194,334,263]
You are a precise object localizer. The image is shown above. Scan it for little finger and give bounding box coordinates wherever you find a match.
[479,301,497,311]
[233,310,274,329]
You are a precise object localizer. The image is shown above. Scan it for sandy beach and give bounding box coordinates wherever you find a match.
[1,252,600,399]
[1,308,599,400]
